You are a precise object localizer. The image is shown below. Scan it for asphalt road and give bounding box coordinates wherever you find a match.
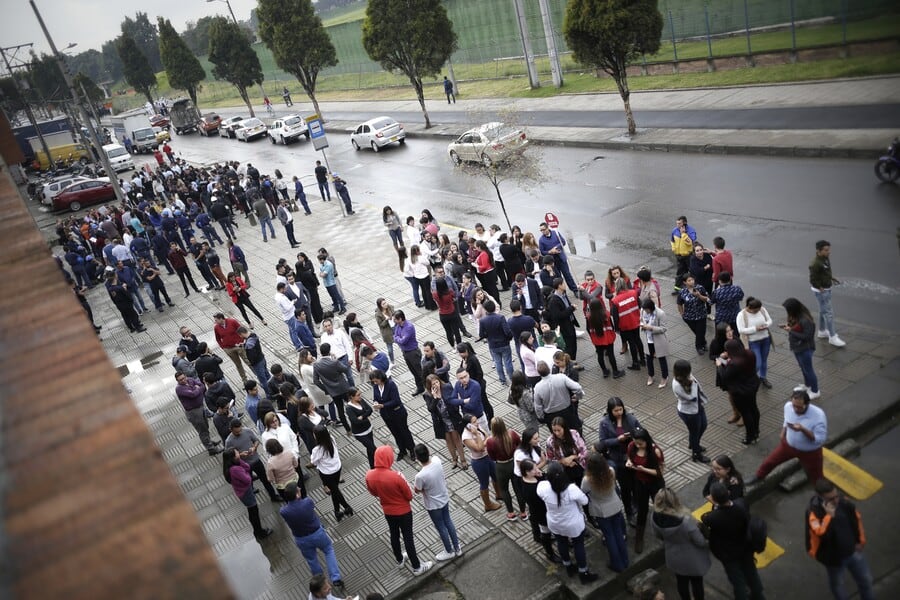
[43,131,899,332]
[317,105,900,130]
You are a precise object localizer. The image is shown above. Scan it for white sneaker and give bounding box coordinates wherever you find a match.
[808,390,822,400]
[829,335,846,348]
[412,560,433,575]
[455,544,464,557]
[816,330,830,339]
[435,550,455,561]
[397,551,408,569]
[794,384,809,393]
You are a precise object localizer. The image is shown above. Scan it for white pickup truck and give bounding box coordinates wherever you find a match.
[267,114,309,145]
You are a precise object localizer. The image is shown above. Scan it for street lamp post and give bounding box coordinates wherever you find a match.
[206,0,268,107]
[29,0,126,204]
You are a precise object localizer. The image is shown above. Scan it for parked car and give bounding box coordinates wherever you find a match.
[153,126,171,144]
[40,175,91,205]
[350,116,406,152]
[198,113,222,136]
[235,118,267,142]
[448,122,529,167]
[149,114,170,129]
[219,116,245,139]
[52,179,116,212]
[268,115,309,145]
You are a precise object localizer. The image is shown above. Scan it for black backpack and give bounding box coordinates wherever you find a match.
[747,514,768,554]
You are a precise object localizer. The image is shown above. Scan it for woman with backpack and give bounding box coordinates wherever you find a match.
[652,488,711,600]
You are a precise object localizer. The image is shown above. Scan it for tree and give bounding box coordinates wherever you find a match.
[73,73,104,104]
[362,0,457,129]
[27,52,66,104]
[257,0,337,119]
[158,17,206,108]
[451,110,547,232]
[208,17,264,117]
[121,12,163,72]
[68,49,105,83]
[564,0,662,135]
[101,39,125,81]
[116,34,157,104]
[181,16,217,56]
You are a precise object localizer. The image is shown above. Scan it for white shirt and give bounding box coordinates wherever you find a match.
[261,422,300,459]
[671,377,704,416]
[534,345,558,371]
[321,329,353,360]
[736,307,773,343]
[537,480,588,538]
[406,225,422,247]
[310,442,342,475]
[274,292,295,322]
[488,231,504,261]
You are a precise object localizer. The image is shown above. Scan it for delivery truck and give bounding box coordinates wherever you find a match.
[109,109,157,153]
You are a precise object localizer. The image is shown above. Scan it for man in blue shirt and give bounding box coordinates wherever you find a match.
[393,310,424,395]
[279,483,345,594]
[289,308,317,355]
[450,368,486,431]
[751,388,827,485]
[709,272,745,332]
[478,300,515,385]
[318,253,346,315]
[537,222,577,291]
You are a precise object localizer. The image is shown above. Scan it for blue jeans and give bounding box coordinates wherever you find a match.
[427,503,460,553]
[794,348,819,393]
[813,288,836,336]
[295,526,342,582]
[749,336,772,379]
[594,512,629,572]
[678,407,708,455]
[388,228,404,249]
[129,287,147,312]
[405,276,421,305]
[325,284,345,312]
[250,359,269,396]
[470,455,497,490]
[489,345,515,384]
[555,530,588,570]
[259,217,275,240]
[826,551,874,600]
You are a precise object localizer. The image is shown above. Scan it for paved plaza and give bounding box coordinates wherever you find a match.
[78,185,898,599]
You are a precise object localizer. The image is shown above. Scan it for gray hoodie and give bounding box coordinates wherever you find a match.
[651,511,712,577]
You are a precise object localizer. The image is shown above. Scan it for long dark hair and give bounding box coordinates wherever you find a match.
[627,428,660,470]
[222,448,240,484]
[313,423,335,458]
[672,359,693,393]
[587,298,608,333]
[725,338,754,373]
[519,426,539,453]
[712,454,743,485]
[546,461,570,506]
[783,297,813,325]
[508,370,527,406]
[550,416,576,456]
[605,397,627,423]
[585,450,615,494]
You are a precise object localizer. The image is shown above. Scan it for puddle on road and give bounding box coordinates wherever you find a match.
[116,350,165,378]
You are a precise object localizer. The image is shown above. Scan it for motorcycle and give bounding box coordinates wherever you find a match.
[874,138,900,183]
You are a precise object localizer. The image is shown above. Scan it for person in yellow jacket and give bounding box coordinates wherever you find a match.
[670,216,698,294]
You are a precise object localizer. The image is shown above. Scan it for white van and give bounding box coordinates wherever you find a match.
[103,143,134,173]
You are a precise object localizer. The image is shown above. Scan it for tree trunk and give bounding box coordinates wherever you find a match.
[491,180,513,232]
[239,86,255,118]
[615,71,636,135]
[187,86,198,110]
[143,89,154,105]
[309,91,323,122]
[412,77,431,129]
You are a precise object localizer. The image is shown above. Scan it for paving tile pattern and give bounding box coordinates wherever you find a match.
[92,194,899,599]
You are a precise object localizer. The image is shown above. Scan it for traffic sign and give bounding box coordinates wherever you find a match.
[544,212,559,229]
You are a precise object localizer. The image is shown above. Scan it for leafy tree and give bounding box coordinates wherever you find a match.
[208,17,264,117]
[27,52,66,104]
[68,50,105,83]
[450,110,546,232]
[121,12,163,72]
[116,34,157,104]
[362,0,457,129]
[257,0,337,119]
[181,16,217,57]
[0,76,26,115]
[101,39,125,81]
[564,0,662,135]
[158,17,206,108]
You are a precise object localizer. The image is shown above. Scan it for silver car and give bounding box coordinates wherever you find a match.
[219,116,244,139]
[350,116,406,152]
[448,122,529,167]
[236,118,267,142]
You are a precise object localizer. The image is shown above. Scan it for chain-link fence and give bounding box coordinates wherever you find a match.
[112,0,898,111]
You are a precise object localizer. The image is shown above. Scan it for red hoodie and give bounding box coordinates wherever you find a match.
[365,445,413,516]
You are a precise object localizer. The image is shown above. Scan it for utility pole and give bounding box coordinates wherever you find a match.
[1,43,56,169]
[512,0,539,89]
[538,0,563,88]
[30,0,126,204]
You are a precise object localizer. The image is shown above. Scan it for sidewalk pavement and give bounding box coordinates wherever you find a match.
[211,75,900,158]
[70,175,900,599]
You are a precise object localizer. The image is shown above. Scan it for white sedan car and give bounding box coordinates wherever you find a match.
[448,122,529,167]
[235,118,267,142]
[268,114,309,145]
[350,116,406,152]
[219,116,244,139]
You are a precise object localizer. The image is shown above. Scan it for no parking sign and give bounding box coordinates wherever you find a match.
[544,212,560,229]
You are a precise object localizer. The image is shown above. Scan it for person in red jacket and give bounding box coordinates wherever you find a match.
[365,445,434,576]
[610,278,645,371]
[587,298,624,379]
[214,312,251,382]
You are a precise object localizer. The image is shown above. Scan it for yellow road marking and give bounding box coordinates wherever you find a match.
[692,502,784,567]
[823,448,883,500]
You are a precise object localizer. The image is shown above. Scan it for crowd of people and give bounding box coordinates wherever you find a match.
[51,148,870,600]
